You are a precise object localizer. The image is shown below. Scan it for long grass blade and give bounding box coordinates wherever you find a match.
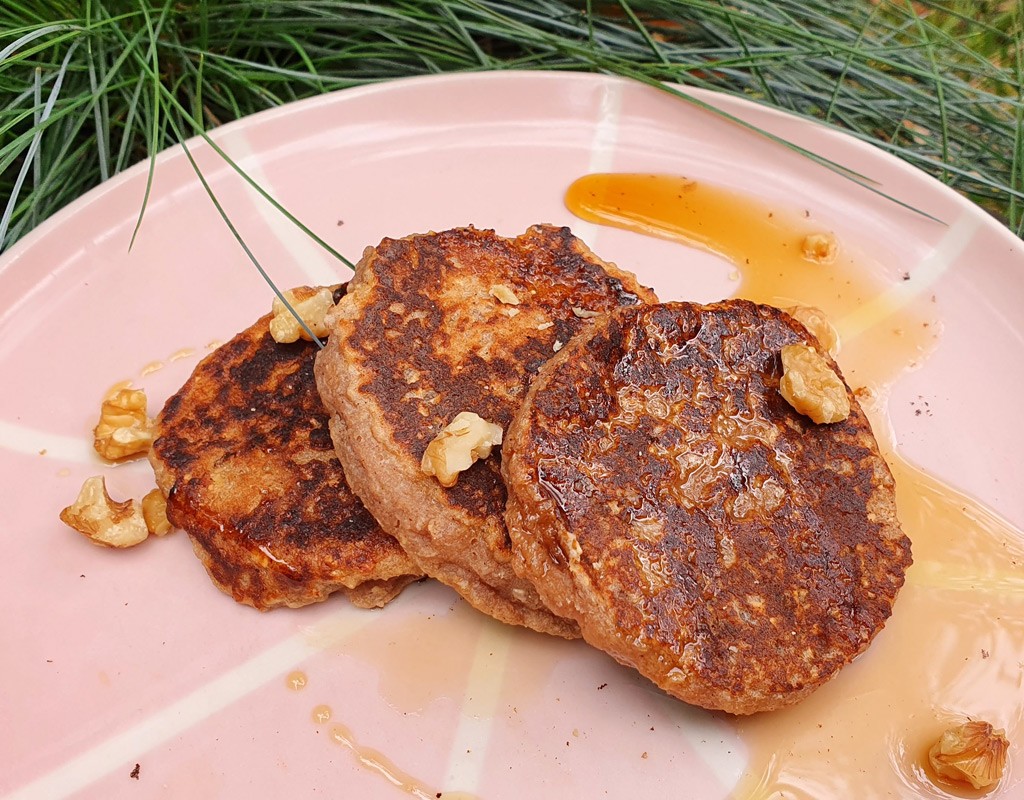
[0,40,78,248]
[171,124,325,348]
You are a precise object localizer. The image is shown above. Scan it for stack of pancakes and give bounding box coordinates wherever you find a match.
[151,225,911,714]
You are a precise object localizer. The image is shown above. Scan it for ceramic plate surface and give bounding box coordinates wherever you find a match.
[2,72,1022,799]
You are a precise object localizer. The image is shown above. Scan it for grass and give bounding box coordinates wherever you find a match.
[0,0,1022,254]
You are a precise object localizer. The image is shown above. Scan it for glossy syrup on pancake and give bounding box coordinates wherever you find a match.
[503,300,912,715]
[150,288,422,610]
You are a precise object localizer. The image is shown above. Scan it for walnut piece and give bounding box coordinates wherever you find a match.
[786,305,839,356]
[571,307,601,319]
[141,489,173,536]
[801,232,838,263]
[489,284,521,305]
[928,720,1009,790]
[269,287,335,343]
[421,411,503,488]
[779,344,850,424]
[93,388,153,461]
[60,476,149,548]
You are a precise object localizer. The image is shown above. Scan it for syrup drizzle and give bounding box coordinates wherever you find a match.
[565,173,1024,798]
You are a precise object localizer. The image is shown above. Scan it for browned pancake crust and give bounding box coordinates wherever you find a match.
[315,225,657,637]
[503,300,912,713]
[150,293,422,610]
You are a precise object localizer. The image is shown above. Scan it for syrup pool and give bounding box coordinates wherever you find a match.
[565,173,1024,799]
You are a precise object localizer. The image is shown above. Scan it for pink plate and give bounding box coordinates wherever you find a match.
[1,72,1022,799]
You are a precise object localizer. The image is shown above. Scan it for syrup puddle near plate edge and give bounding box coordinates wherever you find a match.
[566,173,1024,799]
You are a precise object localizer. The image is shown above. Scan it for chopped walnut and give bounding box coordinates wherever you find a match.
[93,388,153,461]
[779,344,850,424]
[269,287,335,343]
[421,411,503,488]
[786,305,839,356]
[801,232,838,263]
[928,720,1009,790]
[489,284,521,305]
[571,307,601,319]
[60,476,149,548]
[141,489,173,536]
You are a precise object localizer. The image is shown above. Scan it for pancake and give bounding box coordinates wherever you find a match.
[502,300,912,713]
[150,288,423,610]
[314,225,657,637]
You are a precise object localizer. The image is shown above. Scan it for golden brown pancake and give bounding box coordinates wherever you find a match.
[502,300,912,713]
[314,225,657,637]
[150,288,422,610]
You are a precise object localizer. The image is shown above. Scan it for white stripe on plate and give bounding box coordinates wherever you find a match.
[835,212,979,341]
[440,621,513,793]
[211,128,345,288]
[4,610,375,800]
[571,79,624,249]
[0,419,94,462]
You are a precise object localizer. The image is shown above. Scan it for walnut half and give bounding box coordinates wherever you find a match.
[141,489,174,536]
[801,232,838,263]
[779,344,850,424]
[421,412,503,488]
[928,720,1009,790]
[269,287,335,344]
[60,476,149,548]
[93,388,153,461]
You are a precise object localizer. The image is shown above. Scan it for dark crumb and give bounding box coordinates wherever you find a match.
[436,793,442,798]
[597,683,608,690]
[982,649,990,659]
[915,409,922,416]
[804,210,810,217]
[337,220,345,226]
[902,272,911,281]
[130,764,140,780]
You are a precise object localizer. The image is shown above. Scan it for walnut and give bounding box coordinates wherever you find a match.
[93,388,153,461]
[489,284,521,305]
[785,305,839,356]
[141,489,173,536]
[801,232,838,263]
[60,476,149,548]
[779,344,850,424]
[269,287,335,343]
[571,307,601,319]
[928,720,1009,790]
[421,412,503,487]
